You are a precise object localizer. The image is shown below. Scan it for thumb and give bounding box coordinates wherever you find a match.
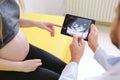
[72,36,85,48]
[90,24,95,32]
[73,36,79,44]
[93,25,98,32]
[91,24,98,32]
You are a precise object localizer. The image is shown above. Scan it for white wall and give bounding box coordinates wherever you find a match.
[66,0,119,22]
[24,0,119,22]
[24,0,66,15]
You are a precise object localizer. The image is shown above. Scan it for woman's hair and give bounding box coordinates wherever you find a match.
[0,16,3,46]
[18,0,25,11]
[110,1,120,48]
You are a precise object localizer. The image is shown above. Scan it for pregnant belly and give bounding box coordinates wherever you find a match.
[0,29,29,61]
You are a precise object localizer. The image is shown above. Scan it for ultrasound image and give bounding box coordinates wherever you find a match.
[66,18,91,39]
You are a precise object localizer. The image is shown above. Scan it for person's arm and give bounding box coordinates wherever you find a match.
[19,18,61,37]
[19,18,37,28]
[94,46,114,70]
[88,25,118,70]
[0,58,42,72]
[59,36,85,80]
[0,58,22,71]
[85,74,120,80]
[59,62,78,80]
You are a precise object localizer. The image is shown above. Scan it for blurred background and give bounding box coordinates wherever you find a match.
[23,0,120,79]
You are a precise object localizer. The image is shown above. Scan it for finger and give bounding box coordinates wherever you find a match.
[36,63,42,66]
[78,37,82,43]
[73,36,77,43]
[79,39,85,47]
[51,31,55,37]
[50,27,55,37]
[34,59,41,62]
[91,24,98,32]
[44,26,52,32]
[90,24,95,32]
[73,36,79,44]
[49,22,61,27]
[33,59,41,61]
[91,24,98,35]
[53,24,62,27]
[93,25,98,32]
[81,39,85,46]
[78,38,83,45]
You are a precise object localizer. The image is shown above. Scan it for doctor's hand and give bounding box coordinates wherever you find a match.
[88,24,99,52]
[70,36,85,64]
[36,21,61,37]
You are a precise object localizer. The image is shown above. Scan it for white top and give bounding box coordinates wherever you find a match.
[59,46,120,80]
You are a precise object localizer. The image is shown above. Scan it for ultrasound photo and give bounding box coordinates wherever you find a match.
[66,18,91,39]
[61,14,95,41]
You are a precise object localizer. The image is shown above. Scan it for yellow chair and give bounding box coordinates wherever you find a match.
[21,14,72,63]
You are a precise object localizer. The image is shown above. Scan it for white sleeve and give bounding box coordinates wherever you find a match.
[85,74,120,80]
[59,62,78,80]
[94,46,113,70]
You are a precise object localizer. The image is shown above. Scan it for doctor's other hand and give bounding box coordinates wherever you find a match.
[88,24,99,52]
[70,36,85,64]
[36,21,61,37]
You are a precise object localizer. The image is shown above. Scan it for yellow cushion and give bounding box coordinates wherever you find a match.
[21,14,72,63]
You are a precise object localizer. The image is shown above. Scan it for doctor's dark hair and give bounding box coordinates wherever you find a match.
[110,1,120,48]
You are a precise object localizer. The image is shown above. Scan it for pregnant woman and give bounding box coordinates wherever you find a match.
[0,0,66,80]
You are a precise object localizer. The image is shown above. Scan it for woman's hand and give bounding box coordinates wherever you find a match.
[88,24,99,52]
[19,59,42,73]
[70,36,85,64]
[36,21,61,37]
[19,18,61,37]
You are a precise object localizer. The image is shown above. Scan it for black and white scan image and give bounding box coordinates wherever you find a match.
[66,18,91,39]
[61,14,95,41]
